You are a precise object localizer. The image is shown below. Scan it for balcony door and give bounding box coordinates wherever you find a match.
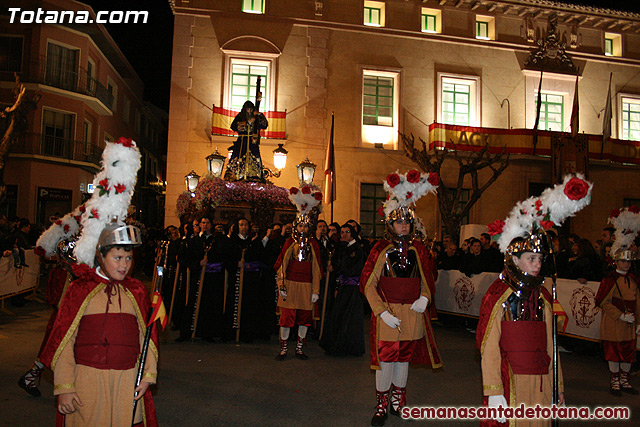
[42,109,74,158]
[45,43,78,92]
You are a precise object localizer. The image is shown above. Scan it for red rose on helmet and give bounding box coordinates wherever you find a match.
[406,192,413,199]
[378,206,385,217]
[428,172,440,186]
[540,220,555,230]
[488,219,505,236]
[629,206,640,214]
[91,209,99,219]
[313,192,323,201]
[289,187,299,195]
[99,178,109,190]
[535,199,543,211]
[79,206,86,213]
[114,183,126,194]
[55,219,62,226]
[386,173,400,188]
[301,186,311,194]
[563,177,589,201]
[610,208,620,219]
[34,246,46,257]
[63,224,70,233]
[115,136,134,147]
[406,170,421,183]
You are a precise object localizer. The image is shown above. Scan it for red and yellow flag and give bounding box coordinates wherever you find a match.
[211,106,286,139]
[147,291,167,330]
[553,298,568,332]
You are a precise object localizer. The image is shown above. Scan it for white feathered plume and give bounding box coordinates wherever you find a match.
[288,185,323,216]
[381,170,439,218]
[493,174,593,253]
[35,205,84,257]
[609,206,640,256]
[74,137,141,266]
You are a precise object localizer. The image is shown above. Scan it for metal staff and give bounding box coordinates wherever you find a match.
[192,241,214,340]
[545,231,560,427]
[235,248,247,343]
[132,241,168,425]
[167,262,180,326]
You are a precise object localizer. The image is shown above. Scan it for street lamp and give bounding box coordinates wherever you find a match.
[296,158,316,186]
[185,170,200,196]
[206,148,226,178]
[273,143,288,170]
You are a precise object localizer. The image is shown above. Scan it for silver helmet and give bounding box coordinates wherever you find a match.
[502,231,551,295]
[97,221,142,251]
[613,247,636,261]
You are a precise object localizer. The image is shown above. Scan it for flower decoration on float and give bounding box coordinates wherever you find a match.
[73,137,141,266]
[489,174,593,254]
[608,205,640,261]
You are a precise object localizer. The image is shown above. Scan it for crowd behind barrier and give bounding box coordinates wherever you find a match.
[0,250,40,300]
[434,269,640,348]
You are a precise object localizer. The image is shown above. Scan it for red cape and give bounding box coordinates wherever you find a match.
[40,264,159,427]
[595,270,639,307]
[475,278,552,426]
[360,239,442,369]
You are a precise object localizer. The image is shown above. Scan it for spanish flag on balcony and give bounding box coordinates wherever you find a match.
[211,106,286,139]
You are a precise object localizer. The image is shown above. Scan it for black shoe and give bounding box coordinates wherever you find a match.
[21,263,29,268]
[621,386,639,395]
[18,376,41,397]
[14,264,22,269]
[276,354,287,361]
[389,406,401,417]
[610,388,622,397]
[371,413,387,426]
[295,352,308,360]
[174,336,189,342]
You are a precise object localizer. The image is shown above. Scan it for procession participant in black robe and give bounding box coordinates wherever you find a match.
[197,215,231,342]
[320,223,365,356]
[224,218,268,342]
[176,220,206,342]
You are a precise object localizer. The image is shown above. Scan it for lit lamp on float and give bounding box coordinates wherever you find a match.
[263,143,288,179]
[185,170,200,197]
[206,148,226,178]
[296,157,316,186]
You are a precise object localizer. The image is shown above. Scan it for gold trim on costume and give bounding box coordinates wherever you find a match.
[143,372,157,379]
[54,383,75,391]
[51,283,106,369]
[125,287,160,362]
[483,384,504,391]
[480,287,511,355]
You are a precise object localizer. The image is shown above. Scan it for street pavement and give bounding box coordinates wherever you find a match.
[2,287,639,426]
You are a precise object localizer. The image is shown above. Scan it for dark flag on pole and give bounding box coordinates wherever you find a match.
[532,70,543,155]
[601,72,613,159]
[324,113,336,206]
[570,74,579,138]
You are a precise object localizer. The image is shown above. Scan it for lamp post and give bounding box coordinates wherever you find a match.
[273,143,288,171]
[296,158,316,186]
[185,170,200,196]
[206,148,226,178]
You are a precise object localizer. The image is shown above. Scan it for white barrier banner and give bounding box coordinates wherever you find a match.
[0,250,40,299]
[435,270,606,342]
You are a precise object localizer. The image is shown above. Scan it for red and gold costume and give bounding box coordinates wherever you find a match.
[360,239,442,369]
[476,279,563,427]
[596,271,640,363]
[274,237,323,326]
[40,264,158,427]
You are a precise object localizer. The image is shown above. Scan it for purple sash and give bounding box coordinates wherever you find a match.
[205,262,223,273]
[338,275,360,286]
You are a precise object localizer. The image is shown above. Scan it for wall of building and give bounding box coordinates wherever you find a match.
[166,1,640,244]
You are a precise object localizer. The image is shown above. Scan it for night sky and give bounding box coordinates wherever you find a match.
[79,0,640,113]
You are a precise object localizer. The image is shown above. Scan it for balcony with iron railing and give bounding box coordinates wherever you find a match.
[10,132,103,169]
[2,56,114,114]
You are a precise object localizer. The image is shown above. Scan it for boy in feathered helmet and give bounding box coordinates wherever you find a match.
[39,137,159,427]
[360,170,442,426]
[478,174,593,426]
[273,185,324,360]
[595,206,640,396]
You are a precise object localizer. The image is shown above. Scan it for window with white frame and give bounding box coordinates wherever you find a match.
[364,1,385,27]
[421,8,441,34]
[438,74,480,126]
[42,108,75,157]
[123,96,130,124]
[475,15,495,40]
[535,92,564,132]
[45,42,78,92]
[224,55,276,112]
[242,0,264,14]
[361,69,399,146]
[107,76,117,112]
[604,32,621,57]
[620,95,640,141]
